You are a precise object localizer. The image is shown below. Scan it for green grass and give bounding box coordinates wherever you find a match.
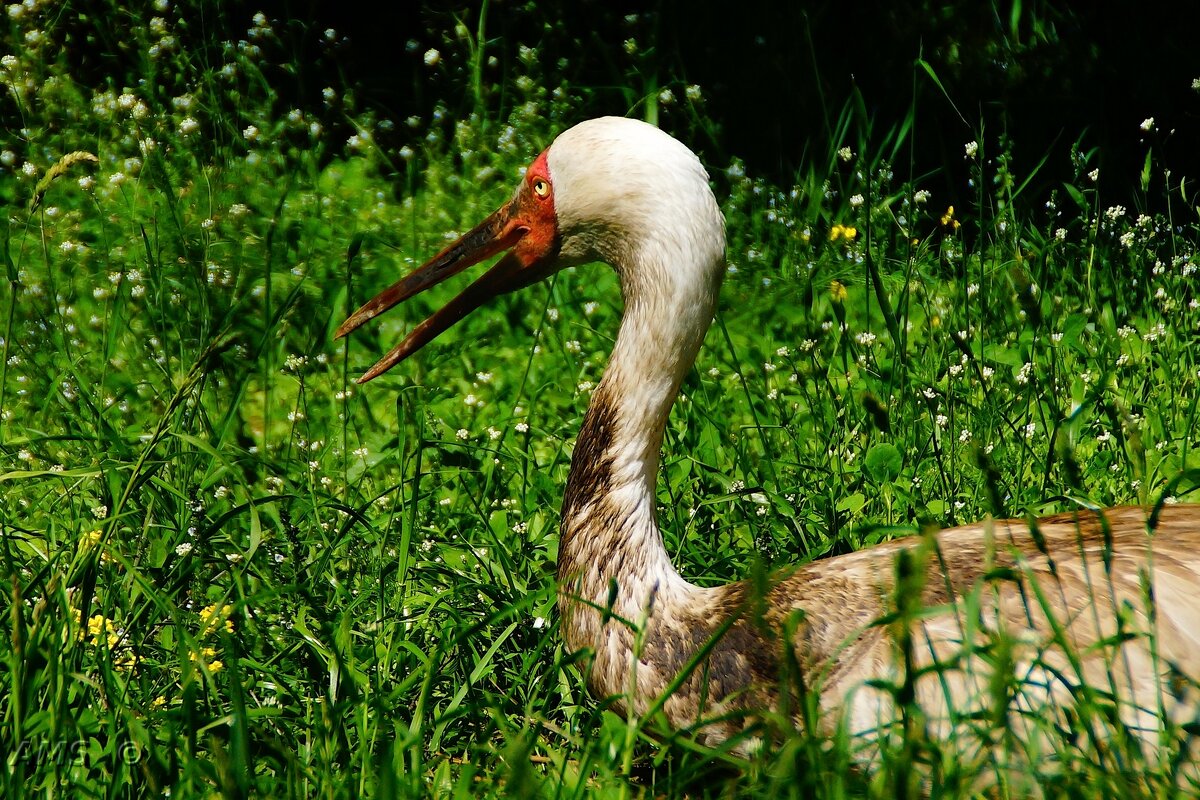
[3,4,1200,798]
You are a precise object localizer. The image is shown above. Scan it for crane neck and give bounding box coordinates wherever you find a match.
[557,242,725,639]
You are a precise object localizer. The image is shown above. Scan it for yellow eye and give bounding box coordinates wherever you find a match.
[532,177,550,198]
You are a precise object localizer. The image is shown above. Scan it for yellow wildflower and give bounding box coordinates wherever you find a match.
[151,696,167,709]
[941,206,960,230]
[82,530,102,549]
[199,603,235,637]
[829,280,848,304]
[87,614,120,648]
[190,645,224,674]
[829,224,857,242]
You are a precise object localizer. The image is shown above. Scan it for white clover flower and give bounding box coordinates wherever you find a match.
[1015,362,1033,385]
[685,84,702,102]
[398,145,414,160]
[179,116,199,136]
[176,542,193,556]
[935,413,949,428]
[913,189,930,205]
[243,125,259,142]
[1055,227,1067,241]
[658,87,675,105]
[456,428,469,440]
[515,421,529,433]
[423,48,440,66]
[849,193,864,207]
[109,171,126,186]
[1143,323,1166,342]
[1140,117,1155,132]
[837,146,854,162]
[964,140,978,158]
[959,429,972,443]
[1087,168,1099,182]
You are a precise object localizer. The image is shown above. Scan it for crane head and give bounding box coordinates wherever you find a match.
[335,116,723,383]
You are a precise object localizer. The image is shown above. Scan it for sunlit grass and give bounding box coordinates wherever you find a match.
[2,2,1199,797]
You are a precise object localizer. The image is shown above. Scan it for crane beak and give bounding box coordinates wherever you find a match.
[335,197,557,383]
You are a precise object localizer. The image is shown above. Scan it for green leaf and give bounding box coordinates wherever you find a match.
[347,232,364,267]
[836,491,866,515]
[1063,182,1088,212]
[865,442,903,483]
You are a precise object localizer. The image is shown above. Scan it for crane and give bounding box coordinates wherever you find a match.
[336,116,1200,766]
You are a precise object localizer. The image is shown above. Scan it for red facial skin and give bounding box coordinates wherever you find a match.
[511,148,559,268]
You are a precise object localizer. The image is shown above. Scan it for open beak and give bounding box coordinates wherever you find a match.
[335,197,555,383]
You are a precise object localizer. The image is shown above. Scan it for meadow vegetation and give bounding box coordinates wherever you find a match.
[2,2,1199,797]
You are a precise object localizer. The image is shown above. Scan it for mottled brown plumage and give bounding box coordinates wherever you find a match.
[338,117,1200,767]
